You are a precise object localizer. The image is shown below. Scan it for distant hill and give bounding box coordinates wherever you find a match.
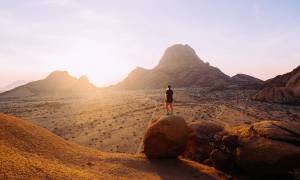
[0,80,27,92]
[0,113,225,179]
[253,66,300,105]
[230,74,263,89]
[0,71,97,97]
[114,44,263,90]
[114,44,231,89]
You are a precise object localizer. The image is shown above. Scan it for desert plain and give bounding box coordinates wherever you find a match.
[1,88,299,154]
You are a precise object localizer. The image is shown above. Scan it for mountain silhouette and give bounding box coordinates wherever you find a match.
[0,71,97,97]
[114,44,232,89]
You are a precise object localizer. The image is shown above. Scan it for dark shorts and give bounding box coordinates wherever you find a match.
[166,98,173,103]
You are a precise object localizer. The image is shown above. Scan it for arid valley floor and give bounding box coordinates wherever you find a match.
[1,88,299,154]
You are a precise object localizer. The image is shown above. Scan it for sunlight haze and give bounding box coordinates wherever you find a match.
[1,0,300,87]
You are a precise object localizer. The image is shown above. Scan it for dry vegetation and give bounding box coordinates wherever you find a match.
[0,88,299,155]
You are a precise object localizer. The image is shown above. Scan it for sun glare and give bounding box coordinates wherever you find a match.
[45,39,134,87]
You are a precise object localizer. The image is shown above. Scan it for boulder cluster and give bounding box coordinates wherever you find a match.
[143,115,300,176]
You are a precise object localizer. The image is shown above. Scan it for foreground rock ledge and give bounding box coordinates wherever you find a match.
[143,115,188,158]
[182,120,300,176]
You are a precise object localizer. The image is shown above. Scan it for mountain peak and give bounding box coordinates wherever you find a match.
[46,71,70,79]
[156,44,204,69]
[0,71,97,97]
[114,44,230,89]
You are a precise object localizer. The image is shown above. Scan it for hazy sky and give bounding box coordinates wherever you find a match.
[1,0,300,87]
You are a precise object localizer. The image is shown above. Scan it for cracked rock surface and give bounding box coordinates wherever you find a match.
[234,120,300,175]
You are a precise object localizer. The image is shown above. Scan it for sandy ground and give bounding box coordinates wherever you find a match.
[0,113,226,180]
[0,88,299,154]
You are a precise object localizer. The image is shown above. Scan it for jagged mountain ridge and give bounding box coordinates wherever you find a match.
[1,44,265,92]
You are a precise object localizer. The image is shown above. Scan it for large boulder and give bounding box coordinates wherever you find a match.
[143,115,188,158]
[182,121,224,162]
[234,121,300,175]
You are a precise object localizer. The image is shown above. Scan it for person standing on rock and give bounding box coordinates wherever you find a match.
[165,85,174,115]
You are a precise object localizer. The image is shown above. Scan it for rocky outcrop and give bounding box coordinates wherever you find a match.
[143,115,188,158]
[253,66,300,105]
[0,71,97,97]
[182,121,224,162]
[114,44,231,89]
[183,120,300,176]
[235,121,300,175]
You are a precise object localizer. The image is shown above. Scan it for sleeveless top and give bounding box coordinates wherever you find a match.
[166,89,173,103]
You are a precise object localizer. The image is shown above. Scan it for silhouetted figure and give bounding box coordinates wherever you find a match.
[165,85,173,115]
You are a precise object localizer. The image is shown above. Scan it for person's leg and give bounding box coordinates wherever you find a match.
[170,103,173,114]
[165,103,169,114]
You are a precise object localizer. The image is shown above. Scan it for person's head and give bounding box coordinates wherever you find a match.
[167,85,171,89]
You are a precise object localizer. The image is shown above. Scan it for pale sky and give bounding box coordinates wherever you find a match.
[0,0,300,87]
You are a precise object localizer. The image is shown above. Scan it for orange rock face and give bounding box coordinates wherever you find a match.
[143,115,188,158]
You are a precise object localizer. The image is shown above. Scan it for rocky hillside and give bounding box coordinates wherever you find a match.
[114,44,231,89]
[0,71,97,97]
[253,66,300,104]
[0,113,225,179]
[230,74,263,89]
